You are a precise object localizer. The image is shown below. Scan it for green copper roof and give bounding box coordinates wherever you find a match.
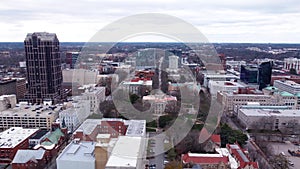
[42,128,64,145]
[41,141,53,146]
[280,91,294,97]
[264,86,278,91]
[296,93,300,98]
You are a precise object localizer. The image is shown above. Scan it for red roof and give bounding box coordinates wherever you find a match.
[130,77,151,82]
[227,143,259,169]
[182,153,229,164]
[210,134,221,145]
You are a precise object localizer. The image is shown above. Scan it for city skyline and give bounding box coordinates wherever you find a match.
[0,0,300,43]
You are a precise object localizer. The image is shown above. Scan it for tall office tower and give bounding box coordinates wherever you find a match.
[258,61,273,90]
[24,32,63,104]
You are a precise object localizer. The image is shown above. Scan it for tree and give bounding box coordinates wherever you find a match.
[165,101,180,116]
[146,120,157,128]
[279,119,300,135]
[167,148,177,161]
[130,94,140,104]
[175,130,207,154]
[269,154,290,169]
[164,161,183,169]
[99,100,119,118]
[220,123,248,147]
[198,90,211,121]
[179,75,186,83]
[158,115,175,128]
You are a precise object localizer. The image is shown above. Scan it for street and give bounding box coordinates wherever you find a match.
[149,132,167,169]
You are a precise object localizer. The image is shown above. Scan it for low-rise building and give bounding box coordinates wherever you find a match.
[81,86,105,113]
[28,129,49,147]
[60,99,90,132]
[62,69,98,86]
[202,72,239,87]
[142,94,177,115]
[34,128,66,160]
[208,81,244,97]
[12,149,47,169]
[274,79,300,95]
[56,141,95,169]
[105,136,145,169]
[0,94,17,111]
[182,152,230,169]
[237,108,300,131]
[0,127,38,164]
[0,102,62,130]
[227,143,259,169]
[120,78,152,96]
[219,90,297,115]
[73,119,146,141]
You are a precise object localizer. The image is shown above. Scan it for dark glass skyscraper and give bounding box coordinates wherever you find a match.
[240,65,258,84]
[24,32,63,104]
[258,61,273,90]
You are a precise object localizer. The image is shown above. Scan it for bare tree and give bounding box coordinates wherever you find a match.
[279,119,300,135]
[269,154,290,169]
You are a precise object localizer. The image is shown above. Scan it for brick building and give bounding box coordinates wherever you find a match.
[0,127,38,164]
[73,119,146,142]
[12,149,47,169]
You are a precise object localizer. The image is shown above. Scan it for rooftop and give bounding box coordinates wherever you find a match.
[182,153,229,164]
[215,148,238,169]
[42,128,64,146]
[203,73,239,79]
[0,103,62,118]
[280,91,295,97]
[227,143,259,168]
[275,80,300,88]
[125,120,146,137]
[143,94,177,102]
[239,109,300,117]
[12,149,45,164]
[30,129,49,140]
[105,136,142,168]
[25,32,57,41]
[0,127,38,148]
[264,86,278,91]
[75,118,146,137]
[56,141,95,162]
[209,81,244,87]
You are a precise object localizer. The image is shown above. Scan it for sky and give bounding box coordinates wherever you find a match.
[1,0,300,43]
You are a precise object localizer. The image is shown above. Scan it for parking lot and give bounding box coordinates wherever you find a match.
[270,142,300,169]
[148,133,167,169]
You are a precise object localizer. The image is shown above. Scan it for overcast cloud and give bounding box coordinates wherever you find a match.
[0,0,300,43]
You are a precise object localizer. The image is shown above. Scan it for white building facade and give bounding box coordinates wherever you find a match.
[283,57,300,74]
[60,100,90,132]
[81,86,106,113]
[208,81,244,97]
[219,91,298,115]
[274,80,300,95]
[238,108,300,131]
